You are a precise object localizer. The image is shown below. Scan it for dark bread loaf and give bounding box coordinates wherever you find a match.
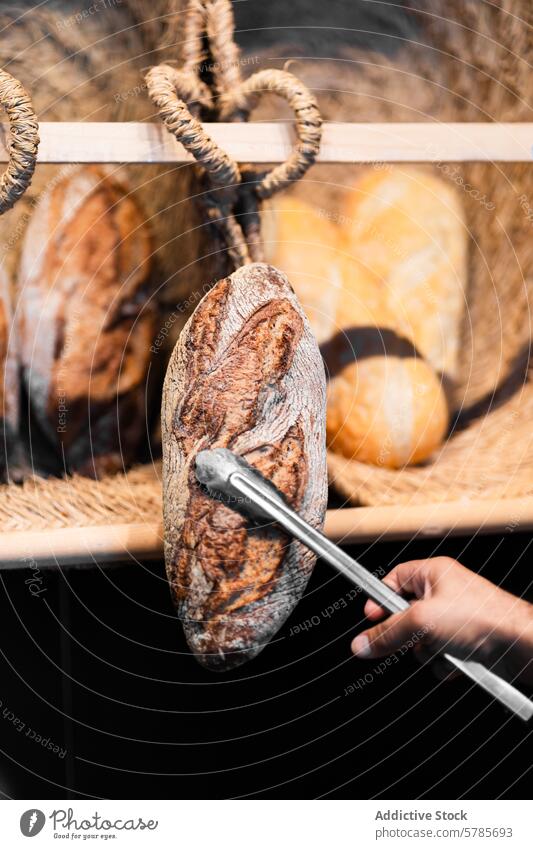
[0,1,210,357]
[18,166,157,476]
[162,263,327,670]
[0,266,19,480]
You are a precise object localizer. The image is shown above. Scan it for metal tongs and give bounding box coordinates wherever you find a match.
[195,448,533,722]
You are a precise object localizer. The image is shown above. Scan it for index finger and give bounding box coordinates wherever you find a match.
[363,559,435,620]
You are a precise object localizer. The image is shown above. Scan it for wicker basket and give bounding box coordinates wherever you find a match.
[289,0,533,507]
[0,0,532,558]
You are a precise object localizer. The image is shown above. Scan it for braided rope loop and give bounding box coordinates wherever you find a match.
[146,64,241,187]
[0,69,39,215]
[182,0,208,73]
[146,0,322,268]
[205,0,248,119]
[222,69,323,198]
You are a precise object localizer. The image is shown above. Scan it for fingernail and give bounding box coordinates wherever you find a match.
[352,634,371,658]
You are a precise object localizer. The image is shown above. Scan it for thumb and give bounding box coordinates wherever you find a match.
[351,606,424,659]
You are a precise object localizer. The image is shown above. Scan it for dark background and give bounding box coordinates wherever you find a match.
[0,529,531,800]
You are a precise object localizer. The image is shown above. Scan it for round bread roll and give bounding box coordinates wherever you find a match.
[263,195,449,468]
[323,256,449,467]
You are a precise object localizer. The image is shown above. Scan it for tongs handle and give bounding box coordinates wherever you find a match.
[229,468,533,722]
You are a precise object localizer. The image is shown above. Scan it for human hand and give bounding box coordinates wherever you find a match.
[351,557,533,684]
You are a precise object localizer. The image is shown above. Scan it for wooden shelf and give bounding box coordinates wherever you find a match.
[1,121,531,164]
[0,117,529,567]
[1,497,531,568]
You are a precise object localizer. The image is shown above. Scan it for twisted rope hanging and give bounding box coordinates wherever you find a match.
[0,69,39,215]
[146,0,322,268]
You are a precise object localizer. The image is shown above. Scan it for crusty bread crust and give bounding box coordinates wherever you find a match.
[162,263,328,670]
[18,166,156,475]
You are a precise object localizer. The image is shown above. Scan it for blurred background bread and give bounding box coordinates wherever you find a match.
[18,167,157,476]
[263,190,451,468]
[262,196,343,344]
[0,1,222,475]
[342,166,467,381]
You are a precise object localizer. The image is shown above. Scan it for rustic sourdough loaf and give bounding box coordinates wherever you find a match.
[263,196,449,468]
[162,262,328,670]
[0,1,207,356]
[18,166,156,476]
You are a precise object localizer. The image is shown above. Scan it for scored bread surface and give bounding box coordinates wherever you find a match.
[162,262,328,670]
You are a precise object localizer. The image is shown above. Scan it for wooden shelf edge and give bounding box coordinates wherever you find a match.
[0,122,531,164]
[1,497,531,568]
